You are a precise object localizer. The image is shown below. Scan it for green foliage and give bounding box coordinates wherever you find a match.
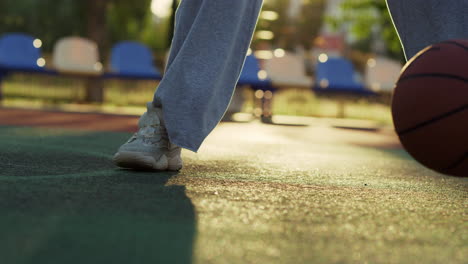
[260,0,326,50]
[0,0,86,52]
[0,0,168,53]
[326,0,404,60]
[106,0,151,43]
[296,0,327,49]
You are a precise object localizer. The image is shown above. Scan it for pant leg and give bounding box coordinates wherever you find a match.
[153,0,263,152]
[386,0,468,60]
[164,0,203,72]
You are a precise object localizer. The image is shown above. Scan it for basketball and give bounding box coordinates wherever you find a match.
[392,39,468,177]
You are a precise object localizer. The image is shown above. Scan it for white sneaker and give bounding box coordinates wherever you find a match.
[113,102,183,171]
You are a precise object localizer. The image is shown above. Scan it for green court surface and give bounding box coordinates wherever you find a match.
[0,122,466,264]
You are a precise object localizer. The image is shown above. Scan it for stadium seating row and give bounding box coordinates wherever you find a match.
[0,32,401,91]
[0,33,162,81]
[0,32,401,119]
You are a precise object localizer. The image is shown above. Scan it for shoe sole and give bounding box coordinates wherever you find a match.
[167,156,183,171]
[113,151,168,171]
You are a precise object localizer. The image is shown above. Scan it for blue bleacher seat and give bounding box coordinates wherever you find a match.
[0,33,57,100]
[314,57,374,96]
[237,54,273,91]
[0,33,50,74]
[105,41,162,80]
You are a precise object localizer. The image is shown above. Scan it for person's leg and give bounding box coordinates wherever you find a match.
[386,0,468,60]
[154,0,263,152]
[114,0,263,170]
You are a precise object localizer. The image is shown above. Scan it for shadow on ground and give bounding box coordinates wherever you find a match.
[0,126,196,264]
[1,124,467,264]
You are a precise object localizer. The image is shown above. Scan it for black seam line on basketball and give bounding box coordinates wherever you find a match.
[397,104,468,135]
[398,73,468,84]
[440,40,468,51]
[443,152,468,171]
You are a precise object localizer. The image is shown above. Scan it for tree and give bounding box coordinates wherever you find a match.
[106,0,153,46]
[259,0,326,50]
[0,0,154,54]
[296,0,327,49]
[326,0,404,60]
[0,0,86,52]
[86,0,109,58]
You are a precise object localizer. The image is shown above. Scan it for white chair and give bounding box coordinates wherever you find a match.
[264,51,313,88]
[52,36,102,75]
[364,56,402,92]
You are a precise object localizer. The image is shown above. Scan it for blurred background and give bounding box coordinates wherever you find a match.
[0,0,406,126]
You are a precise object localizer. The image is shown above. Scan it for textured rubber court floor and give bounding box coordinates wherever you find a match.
[0,108,466,264]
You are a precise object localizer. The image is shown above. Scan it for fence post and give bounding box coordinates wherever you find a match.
[85,76,104,103]
[0,71,5,102]
[337,98,346,118]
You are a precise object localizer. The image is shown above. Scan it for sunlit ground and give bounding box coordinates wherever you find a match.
[0,109,466,263]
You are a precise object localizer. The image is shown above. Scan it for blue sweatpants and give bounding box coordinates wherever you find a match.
[153,0,263,151]
[387,0,468,59]
[154,0,467,152]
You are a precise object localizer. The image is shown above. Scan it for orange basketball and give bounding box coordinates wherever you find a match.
[392,39,468,177]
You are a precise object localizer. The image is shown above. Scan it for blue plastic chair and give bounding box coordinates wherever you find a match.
[0,33,57,100]
[314,57,374,96]
[237,54,273,91]
[0,33,49,73]
[106,41,162,80]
